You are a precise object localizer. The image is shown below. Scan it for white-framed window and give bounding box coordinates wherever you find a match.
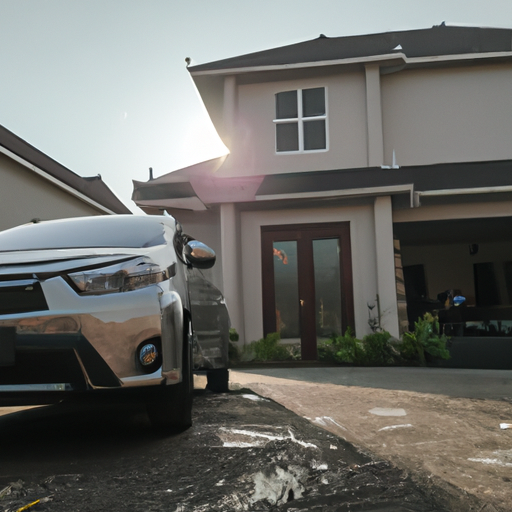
[274,87,327,153]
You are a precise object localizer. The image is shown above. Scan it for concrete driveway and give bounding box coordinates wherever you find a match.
[234,366,512,399]
[230,366,512,512]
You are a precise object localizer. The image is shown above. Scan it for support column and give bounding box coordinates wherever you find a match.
[220,202,244,340]
[222,75,237,147]
[365,64,384,167]
[374,196,399,337]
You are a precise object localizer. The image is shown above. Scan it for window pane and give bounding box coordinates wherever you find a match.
[303,88,325,117]
[313,238,342,339]
[276,122,299,152]
[276,91,298,119]
[273,241,300,339]
[304,120,326,150]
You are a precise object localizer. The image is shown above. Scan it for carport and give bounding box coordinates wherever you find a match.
[394,214,512,369]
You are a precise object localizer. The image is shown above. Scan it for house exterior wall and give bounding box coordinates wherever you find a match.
[219,71,368,177]
[205,60,512,182]
[0,153,105,231]
[381,64,512,167]
[193,75,226,140]
[240,202,379,343]
[184,42,512,357]
[196,62,512,344]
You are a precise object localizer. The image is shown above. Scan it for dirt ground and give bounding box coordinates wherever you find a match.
[0,381,483,512]
[230,371,512,512]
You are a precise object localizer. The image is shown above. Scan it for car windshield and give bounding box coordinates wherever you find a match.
[0,216,167,251]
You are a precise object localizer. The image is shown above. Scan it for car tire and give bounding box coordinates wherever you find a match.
[146,321,193,432]
[206,368,229,393]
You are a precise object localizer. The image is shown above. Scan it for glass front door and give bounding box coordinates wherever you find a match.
[261,223,354,360]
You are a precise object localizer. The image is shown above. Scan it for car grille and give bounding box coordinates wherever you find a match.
[0,279,48,315]
[0,349,87,390]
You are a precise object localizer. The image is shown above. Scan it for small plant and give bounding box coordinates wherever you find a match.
[400,313,450,366]
[362,330,396,365]
[319,327,365,364]
[229,328,239,342]
[251,332,290,361]
[228,340,240,365]
[367,301,381,332]
[284,343,302,360]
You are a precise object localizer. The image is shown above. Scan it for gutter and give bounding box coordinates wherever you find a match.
[190,51,512,77]
[256,183,512,209]
[190,53,407,76]
[0,145,116,215]
[414,185,512,207]
[256,184,415,207]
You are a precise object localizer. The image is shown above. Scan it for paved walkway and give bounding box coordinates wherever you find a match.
[230,367,512,512]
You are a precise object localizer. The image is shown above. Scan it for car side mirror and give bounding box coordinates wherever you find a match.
[183,240,216,269]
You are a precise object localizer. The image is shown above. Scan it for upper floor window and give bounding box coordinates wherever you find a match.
[274,87,327,153]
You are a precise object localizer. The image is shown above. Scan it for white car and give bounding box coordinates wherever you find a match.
[0,215,230,430]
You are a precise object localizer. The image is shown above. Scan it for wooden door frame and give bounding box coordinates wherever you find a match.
[261,222,355,359]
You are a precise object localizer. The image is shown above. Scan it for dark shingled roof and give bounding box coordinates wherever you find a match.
[189,25,512,72]
[132,181,197,202]
[256,160,512,197]
[0,124,131,214]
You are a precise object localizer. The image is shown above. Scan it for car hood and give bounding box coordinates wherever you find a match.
[0,249,148,276]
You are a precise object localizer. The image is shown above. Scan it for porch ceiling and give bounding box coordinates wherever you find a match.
[394,216,512,245]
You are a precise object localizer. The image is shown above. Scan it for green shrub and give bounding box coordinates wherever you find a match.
[319,327,365,364]
[251,332,290,361]
[400,313,450,366]
[362,331,396,365]
[228,341,240,364]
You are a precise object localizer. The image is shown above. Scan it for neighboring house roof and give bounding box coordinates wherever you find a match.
[0,124,131,214]
[189,24,512,73]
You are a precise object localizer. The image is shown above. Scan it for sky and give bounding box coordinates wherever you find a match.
[0,0,511,213]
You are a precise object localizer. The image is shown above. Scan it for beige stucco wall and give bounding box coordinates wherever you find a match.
[0,153,105,231]
[218,71,368,178]
[381,64,512,167]
[239,203,379,344]
[193,75,226,139]
[206,60,512,177]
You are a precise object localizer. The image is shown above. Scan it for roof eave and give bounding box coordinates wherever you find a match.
[190,50,512,77]
[189,53,407,76]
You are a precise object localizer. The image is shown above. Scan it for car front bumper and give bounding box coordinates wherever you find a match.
[0,277,186,404]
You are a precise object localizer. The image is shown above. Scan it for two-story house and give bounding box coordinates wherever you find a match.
[133,25,512,367]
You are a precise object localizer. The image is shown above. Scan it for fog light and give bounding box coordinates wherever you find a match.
[139,343,159,366]
[136,338,162,374]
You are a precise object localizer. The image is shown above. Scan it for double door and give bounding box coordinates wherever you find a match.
[261,223,354,360]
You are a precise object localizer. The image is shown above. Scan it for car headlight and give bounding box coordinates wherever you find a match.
[68,257,168,295]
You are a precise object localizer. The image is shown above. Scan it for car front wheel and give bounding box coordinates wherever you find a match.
[146,322,193,432]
